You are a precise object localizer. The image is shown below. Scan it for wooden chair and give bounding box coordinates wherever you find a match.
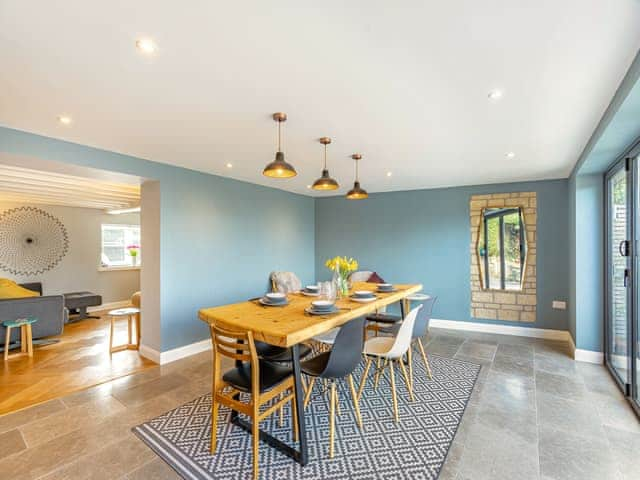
[209,323,298,480]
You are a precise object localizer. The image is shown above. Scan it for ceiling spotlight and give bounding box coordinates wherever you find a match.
[306,185,312,189]
[386,171,392,177]
[136,38,157,54]
[226,163,233,168]
[57,115,72,125]
[506,152,516,159]
[488,89,503,100]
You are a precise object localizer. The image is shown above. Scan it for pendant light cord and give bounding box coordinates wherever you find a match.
[277,120,282,151]
[355,157,359,181]
[323,144,328,169]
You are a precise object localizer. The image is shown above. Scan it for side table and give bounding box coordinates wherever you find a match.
[3,317,37,360]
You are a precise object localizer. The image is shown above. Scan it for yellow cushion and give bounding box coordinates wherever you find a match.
[0,279,40,299]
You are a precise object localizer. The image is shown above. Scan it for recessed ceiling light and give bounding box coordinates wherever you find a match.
[57,115,72,125]
[226,163,233,168]
[136,38,157,55]
[506,152,516,159]
[386,171,392,177]
[488,89,503,100]
[306,185,312,189]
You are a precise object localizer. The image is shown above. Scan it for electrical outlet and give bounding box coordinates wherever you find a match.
[552,300,566,310]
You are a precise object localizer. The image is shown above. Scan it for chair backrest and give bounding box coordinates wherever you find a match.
[348,271,373,283]
[321,317,366,378]
[413,296,437,338]
[270,271,302,294]
[386,305,422,359]
[209,323,259,388]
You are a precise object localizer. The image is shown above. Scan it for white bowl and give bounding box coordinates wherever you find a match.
[377,283,392,288]
[311,300,335,309]
[354,290,373,297]
[265,292,286,301]
[305,285,319,292]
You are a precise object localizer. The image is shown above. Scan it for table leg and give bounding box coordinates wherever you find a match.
[400,299,406,319]
[26,325,33,357]
[136,313,141,348]
[4,326,11,361]
[291,343,308,465]
[20,326,26,353]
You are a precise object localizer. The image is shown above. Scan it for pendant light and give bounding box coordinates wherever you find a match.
[346,153,368,200]
[263,112,297,178]
[312,137,339,190]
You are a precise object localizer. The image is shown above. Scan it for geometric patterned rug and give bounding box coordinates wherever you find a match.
[133,355,480,480]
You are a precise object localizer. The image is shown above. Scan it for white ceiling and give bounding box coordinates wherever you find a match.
[0,164,140,210]
[1,1,639,196]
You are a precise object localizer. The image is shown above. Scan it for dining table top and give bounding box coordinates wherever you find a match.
[198,282,423,348]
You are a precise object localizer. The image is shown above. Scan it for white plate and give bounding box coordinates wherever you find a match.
[301,290,320,297]
[353,290,374,297]
[350,296,377,303]
[305,306,339,316]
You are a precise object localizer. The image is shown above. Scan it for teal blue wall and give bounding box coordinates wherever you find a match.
[573,174,604,352]
[315,179,569,330]
[0,127,315,351]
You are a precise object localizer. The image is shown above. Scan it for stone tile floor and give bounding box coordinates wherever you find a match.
[0,327,638,480]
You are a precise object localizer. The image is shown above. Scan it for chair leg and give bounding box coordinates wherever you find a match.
[398,355,414,401]
[329,380,336,458]
[357,357,372,401]
[417,338,433,379]
[4,326,11,361]
[210,396,219,454]
[303,376,316,409]
[407,342,414,391]
[388,360,399,422]
[279,400,284,427]
[375,358,387,390]
[127,315,132,345]
[252,403,260,480]
[335,388,341,416]
[347,374,363,428]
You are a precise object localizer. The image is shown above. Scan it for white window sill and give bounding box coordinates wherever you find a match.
[98,265,141,272]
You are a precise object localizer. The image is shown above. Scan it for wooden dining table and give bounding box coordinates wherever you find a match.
[198,281,423,466]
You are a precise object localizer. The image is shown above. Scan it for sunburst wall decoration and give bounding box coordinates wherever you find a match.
[0,207,69,275]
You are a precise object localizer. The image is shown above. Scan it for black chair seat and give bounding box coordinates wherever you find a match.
[255,342,312,362]
[222,360,292,393]
[300,351,331,377]
[366,313,402,324]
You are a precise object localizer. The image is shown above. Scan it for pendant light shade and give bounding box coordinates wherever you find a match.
[346,153,368,199]
[312,137,339,190]
[263,112,297,178]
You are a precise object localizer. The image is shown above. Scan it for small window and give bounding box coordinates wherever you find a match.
[101,224,141,267]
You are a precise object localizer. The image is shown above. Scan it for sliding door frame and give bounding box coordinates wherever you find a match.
[604,136,640,417]
[604,157,632,394]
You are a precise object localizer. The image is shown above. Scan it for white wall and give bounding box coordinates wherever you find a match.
[0,201,140,303]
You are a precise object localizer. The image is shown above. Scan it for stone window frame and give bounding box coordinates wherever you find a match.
[470,192,537,322]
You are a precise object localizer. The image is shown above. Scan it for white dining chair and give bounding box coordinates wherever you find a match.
[357,304,421,422]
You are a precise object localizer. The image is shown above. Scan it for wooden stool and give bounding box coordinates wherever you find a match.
[3,318,37,361]
[108,307,141,353]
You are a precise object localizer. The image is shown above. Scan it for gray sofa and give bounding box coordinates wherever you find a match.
[0,283,68,346]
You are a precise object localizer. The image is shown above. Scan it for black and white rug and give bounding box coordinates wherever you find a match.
[133,355,480,480]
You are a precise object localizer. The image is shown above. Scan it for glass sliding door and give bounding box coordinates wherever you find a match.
[634,155,640,412]
[605,159,631,390]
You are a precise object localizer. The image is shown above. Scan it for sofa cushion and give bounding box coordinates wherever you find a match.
[0,278,40,299]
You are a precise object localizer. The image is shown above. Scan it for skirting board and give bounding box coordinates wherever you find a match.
[566,333,604,365]
[430,318,570,341]
[431,318,604,364]
[139,339,212,365]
